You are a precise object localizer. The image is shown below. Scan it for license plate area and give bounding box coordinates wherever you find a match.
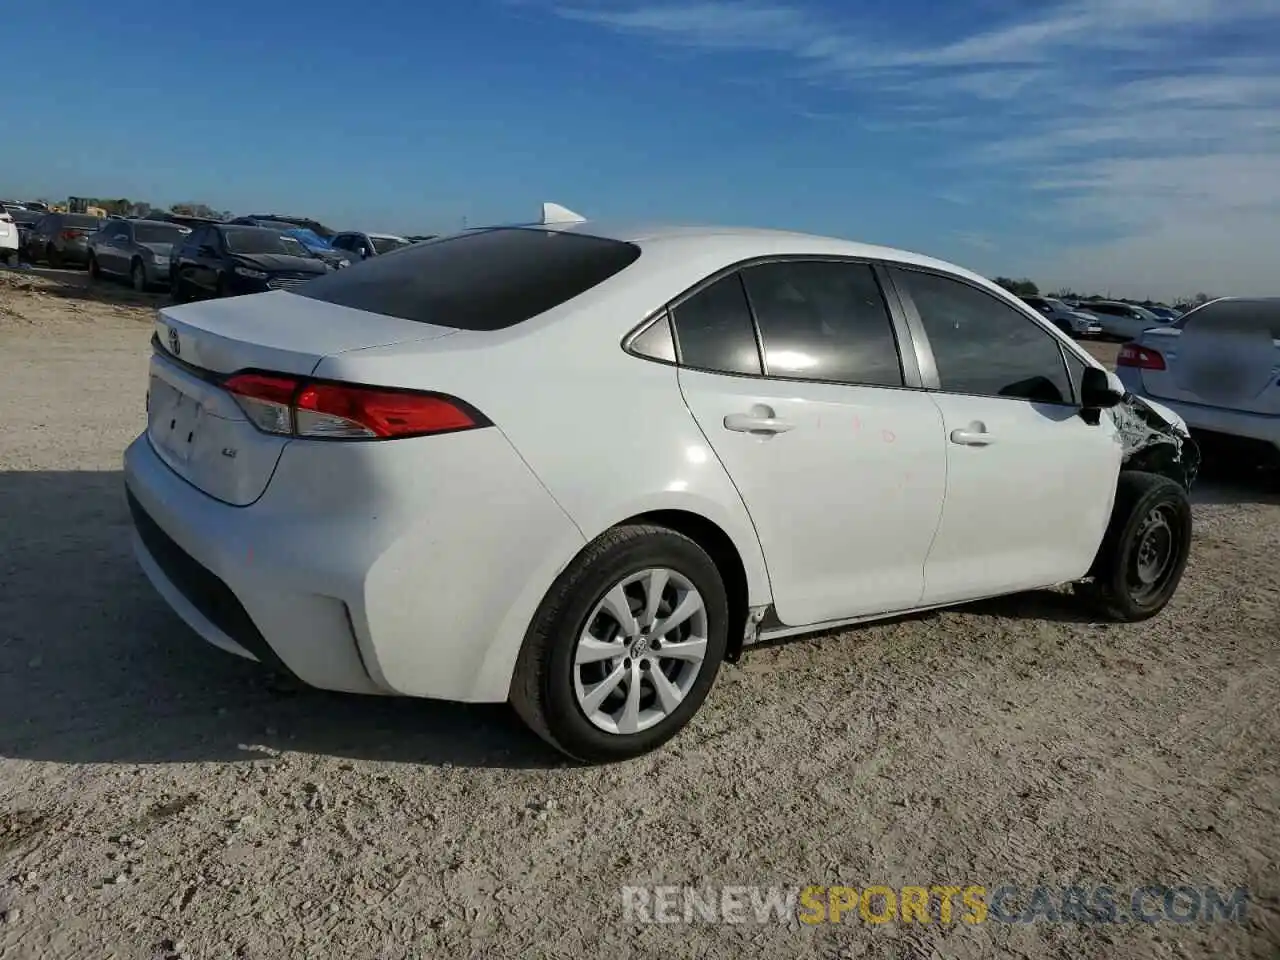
[148,374,203,464]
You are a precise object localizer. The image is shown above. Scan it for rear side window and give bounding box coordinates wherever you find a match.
[670,273,763,376]
[295,227,641,331]
[740,260,903,386]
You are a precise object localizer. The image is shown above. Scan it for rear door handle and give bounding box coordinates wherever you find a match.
[724,412,795,435]
[950,427,995,446]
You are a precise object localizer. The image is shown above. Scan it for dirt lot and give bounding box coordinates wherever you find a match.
[1,268,1277,960]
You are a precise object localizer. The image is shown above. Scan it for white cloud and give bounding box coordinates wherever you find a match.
[546,0,1280,296]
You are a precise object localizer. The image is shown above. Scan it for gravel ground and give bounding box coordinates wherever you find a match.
[1,268,1277,959]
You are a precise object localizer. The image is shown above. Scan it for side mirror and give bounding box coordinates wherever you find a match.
[1080,366,1124,410]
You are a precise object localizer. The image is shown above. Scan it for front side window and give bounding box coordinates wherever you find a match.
[670,273,762,376]
[894,268,1072,403]
[740,260,903,386]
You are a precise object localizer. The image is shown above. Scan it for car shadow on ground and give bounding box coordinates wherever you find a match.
[0,262,170,310]
[0,469,563,770]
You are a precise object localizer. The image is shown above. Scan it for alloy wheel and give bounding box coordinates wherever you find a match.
[573,568,709,735]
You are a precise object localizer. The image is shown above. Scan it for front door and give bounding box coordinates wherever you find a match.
[674,260,948,626]
[889,267,1122,605]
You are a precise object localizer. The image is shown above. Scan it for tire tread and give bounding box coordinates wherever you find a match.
[510,523,714,761]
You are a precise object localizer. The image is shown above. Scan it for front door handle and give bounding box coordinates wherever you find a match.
[950,425,996,446]
[724,409,795,435]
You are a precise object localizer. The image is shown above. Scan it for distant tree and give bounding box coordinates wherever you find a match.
[1192,291,1212,306]
[993,276,1040,297]
[169,202,226,220]
[1048,288,1078,300]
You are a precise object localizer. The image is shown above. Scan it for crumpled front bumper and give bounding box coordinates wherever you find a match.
[1111,393,1201,490]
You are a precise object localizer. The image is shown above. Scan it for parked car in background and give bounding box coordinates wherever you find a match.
[21,200,50,213]
[1146,306,1182,323]
[170,224,330,301]
[227,217,350,269]
[1020,296,1103,338]
[329,231,412,260]
[125,210,1198,762]
[0,208,18,265]
[1116,298,1279,468]
[10,209,45,257]
[232,213,335,239]
[24,212,104,267]
[1083,300,1171,341]
[88,218,190,291]
[150,213,222,230]
[406,234,439,244]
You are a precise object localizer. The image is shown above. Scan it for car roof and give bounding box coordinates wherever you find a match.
[365,231,408,240]
[520,219,1001,291]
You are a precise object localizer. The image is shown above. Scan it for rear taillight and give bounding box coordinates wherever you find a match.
[60,229,82,240]
[1117,344,1167,370]
[222,372,486,440]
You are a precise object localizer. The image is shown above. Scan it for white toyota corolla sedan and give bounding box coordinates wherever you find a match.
[124,204,1199,762]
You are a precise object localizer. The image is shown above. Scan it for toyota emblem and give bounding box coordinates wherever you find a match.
[168,327,181,357]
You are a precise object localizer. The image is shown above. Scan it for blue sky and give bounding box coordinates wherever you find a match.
[4,0,1279,298]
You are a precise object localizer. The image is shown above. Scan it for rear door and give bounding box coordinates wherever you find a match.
[676,259,947,626]
[1138,300,1280,415]
[889,267,1121,605]
[103,222,130,272]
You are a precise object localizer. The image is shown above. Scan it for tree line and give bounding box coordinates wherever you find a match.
[30,197,231,220]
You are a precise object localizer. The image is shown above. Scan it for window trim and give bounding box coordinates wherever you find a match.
[622,254,924,390]
[885,263,1081,407]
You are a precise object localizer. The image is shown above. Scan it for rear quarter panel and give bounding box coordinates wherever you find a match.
[310,263,775,617]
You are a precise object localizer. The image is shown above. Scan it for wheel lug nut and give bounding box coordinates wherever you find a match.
[623,658,632,669]
[640,661,650,671]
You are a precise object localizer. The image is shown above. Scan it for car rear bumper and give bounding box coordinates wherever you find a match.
[1116,372,1280,452]
[122,425,586,703]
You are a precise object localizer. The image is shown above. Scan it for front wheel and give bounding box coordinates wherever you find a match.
[131,259,148,292]
[1076,471,1192,621]
[88,254,102,279]
[510,525,729,763]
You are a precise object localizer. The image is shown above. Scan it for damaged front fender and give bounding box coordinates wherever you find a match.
[1109,393,1200,490]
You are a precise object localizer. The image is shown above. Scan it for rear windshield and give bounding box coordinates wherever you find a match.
[64,215,102,229]
[1177,300,1280,340]
[294,227,642,330]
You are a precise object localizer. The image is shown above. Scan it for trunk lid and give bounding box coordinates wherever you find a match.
[1137,323,1280,416]
[150,293,458,504]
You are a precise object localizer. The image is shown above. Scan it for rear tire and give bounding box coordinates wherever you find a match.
[131,259,148,292]
[1075,471,1192,622]
[510,524,729,763]
[88,254,102,279]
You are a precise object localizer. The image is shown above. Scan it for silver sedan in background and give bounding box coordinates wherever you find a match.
[88,219,191,291]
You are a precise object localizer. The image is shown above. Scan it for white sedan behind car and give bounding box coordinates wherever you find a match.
[124,205,1198,761]
[1116,297,1280,466]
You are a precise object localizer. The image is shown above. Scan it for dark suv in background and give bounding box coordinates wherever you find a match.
[25,213,104,267]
